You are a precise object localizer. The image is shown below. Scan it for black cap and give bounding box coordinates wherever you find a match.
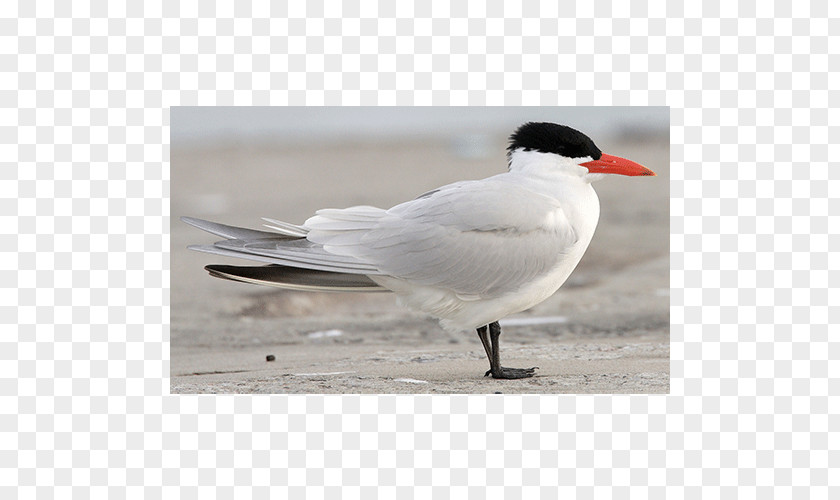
[508,122,602,161]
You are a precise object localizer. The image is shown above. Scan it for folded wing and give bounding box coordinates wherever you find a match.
[305,180,579,298]
[184,180,578,298]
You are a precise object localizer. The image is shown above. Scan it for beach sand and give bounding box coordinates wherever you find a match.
[170,134,670,394]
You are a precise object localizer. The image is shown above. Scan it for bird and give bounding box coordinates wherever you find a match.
[182,122,656,379]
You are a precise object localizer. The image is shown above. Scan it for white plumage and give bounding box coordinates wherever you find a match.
[184,122,655,379]
[186,152,600,332]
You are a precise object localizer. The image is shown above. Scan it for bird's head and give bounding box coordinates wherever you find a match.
[507,122,656,179]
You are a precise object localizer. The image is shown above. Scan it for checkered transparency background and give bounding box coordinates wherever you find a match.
[3,0,837,497]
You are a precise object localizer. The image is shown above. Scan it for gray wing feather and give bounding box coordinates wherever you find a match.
[181,216,297,240]
[305,181,579,297]
[205,264,385,292]
[184,216,383,274]
[215,239,381,273]
[188,244,292,265]
[184,179,579,297]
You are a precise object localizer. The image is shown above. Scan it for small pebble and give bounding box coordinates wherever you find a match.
[494,391,502,394]
[266,355,275,362]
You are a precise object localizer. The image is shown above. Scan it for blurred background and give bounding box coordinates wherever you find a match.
[170,107,670,393]
[172,106,668,147]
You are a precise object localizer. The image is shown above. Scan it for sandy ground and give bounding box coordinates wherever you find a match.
[170,134,670,394]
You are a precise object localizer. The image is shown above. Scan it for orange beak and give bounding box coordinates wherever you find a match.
[580,154,656,176]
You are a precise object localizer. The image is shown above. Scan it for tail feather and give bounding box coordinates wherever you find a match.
[261,217,309,237]
[183,215,382,275]
[182,216,294,240]
[310,206,385,222]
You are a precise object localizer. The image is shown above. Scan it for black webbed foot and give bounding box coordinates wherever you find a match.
[484,366,538,379]
[476,321,538,380]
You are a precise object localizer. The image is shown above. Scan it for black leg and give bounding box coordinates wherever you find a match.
[476,325,493,367]
[484,321,537,379]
